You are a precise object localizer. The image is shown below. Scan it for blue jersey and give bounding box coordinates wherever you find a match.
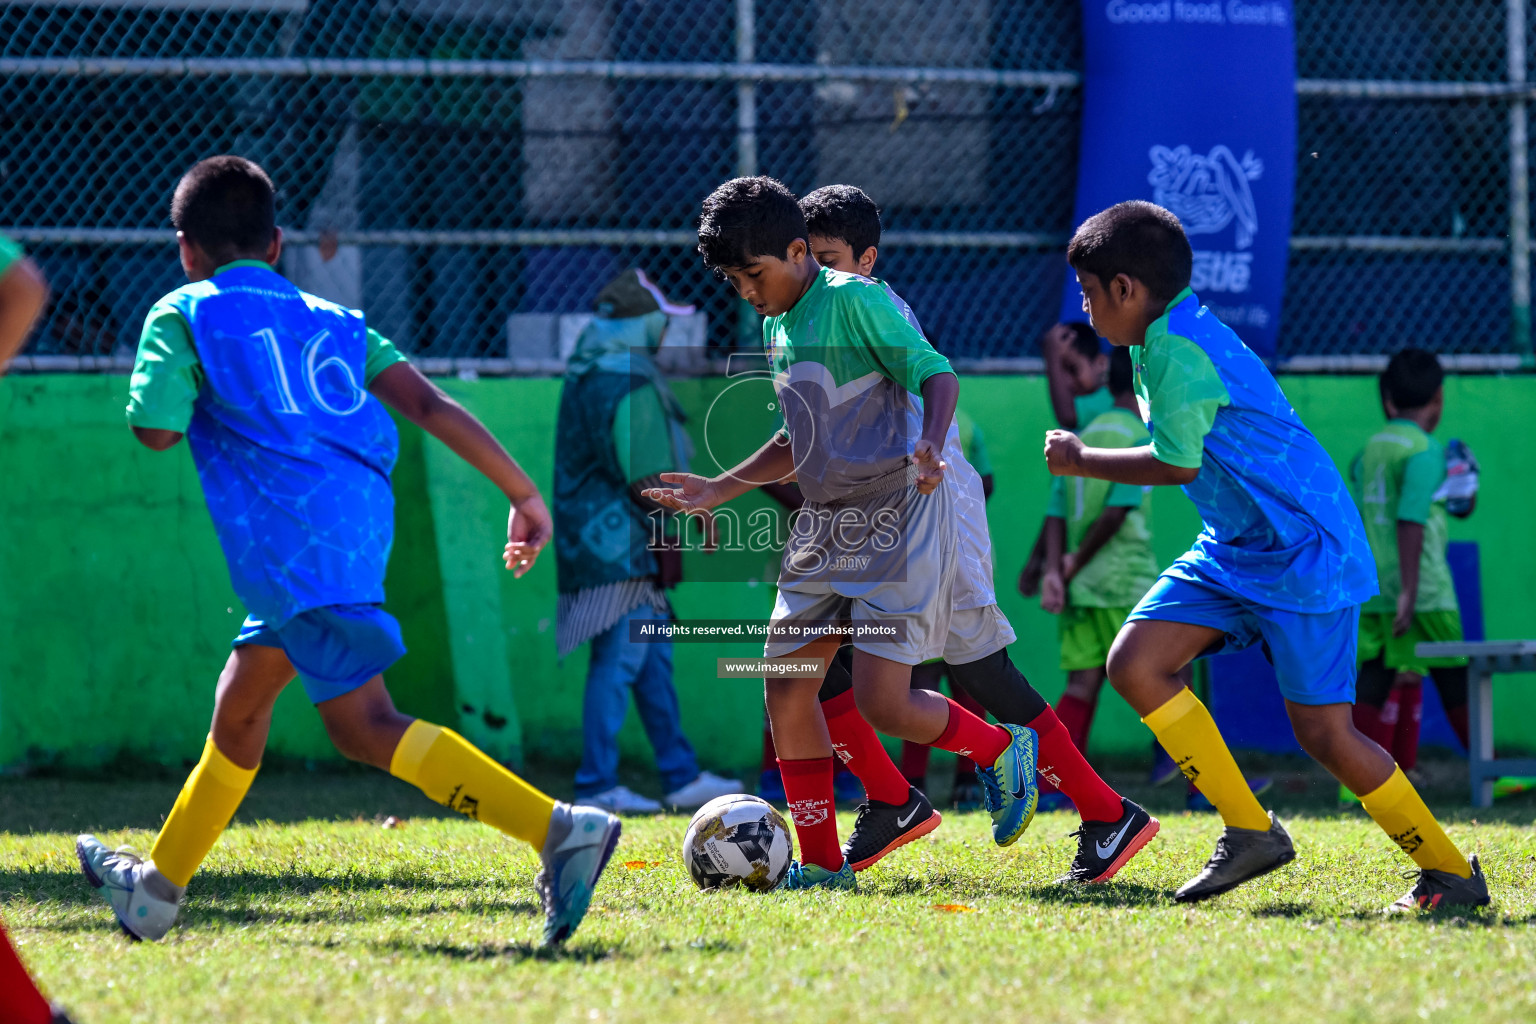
[1132,289,1376,613]
[164,265,400,626]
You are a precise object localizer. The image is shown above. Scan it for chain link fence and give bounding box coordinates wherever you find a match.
[2,1,1531,369]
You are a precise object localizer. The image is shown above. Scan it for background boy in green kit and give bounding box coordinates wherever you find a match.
[1348,348,1475,787]
[1040,348,1158,762]
[1018,323,1110,598]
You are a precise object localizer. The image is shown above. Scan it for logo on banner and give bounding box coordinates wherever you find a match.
[1150,144,1263,297]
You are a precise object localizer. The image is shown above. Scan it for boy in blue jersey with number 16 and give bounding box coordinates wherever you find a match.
[76,156,621,947]
[1045,201,1489,912]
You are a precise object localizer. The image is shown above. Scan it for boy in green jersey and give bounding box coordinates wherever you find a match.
[1040,348,1159,739]
[648,176,1039,891]
[1019,323,1112,598]
[1349,349,1475,778]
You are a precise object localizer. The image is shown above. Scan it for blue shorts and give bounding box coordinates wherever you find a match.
[1127,574,1360,706]
[233,604,406,705]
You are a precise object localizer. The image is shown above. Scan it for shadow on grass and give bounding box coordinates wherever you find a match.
[1,865,539,915]
[865,873,1172,908]
[1250,900,1536,928]
[0,774,466,834]
[364,935,632,963]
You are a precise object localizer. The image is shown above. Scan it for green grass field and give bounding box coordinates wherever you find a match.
[3,762,1534,1024]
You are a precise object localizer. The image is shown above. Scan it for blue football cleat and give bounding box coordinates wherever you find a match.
[776,858,857,892]
[976,724,1040,846]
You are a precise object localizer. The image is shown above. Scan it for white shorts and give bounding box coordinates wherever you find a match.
[765,466,956,667]
[943,603,1016,665]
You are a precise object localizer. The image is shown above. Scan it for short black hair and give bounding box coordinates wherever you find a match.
[800,184,881,257]
[1108,346,1134,397]
[1067,201,1192,303]
[171,156,276,267]
[697,176,807,272]
[1380,348,1445,411]
[1063,321,1101,361]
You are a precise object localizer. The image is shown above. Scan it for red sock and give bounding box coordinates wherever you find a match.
[1055,693,1096,753]
[1378,690,1401,747]
[1444,703,1470,751]
[1352,701,1390,748]
[823,690,911,805]
[760,714,778,773]
[899,741,930,786]
[778,757,842,871]
[1392,683,1423,771]
[932,698,1010,765]
[950,688,987,776]
[0,922,53,1024]
[1028,706,1123,822]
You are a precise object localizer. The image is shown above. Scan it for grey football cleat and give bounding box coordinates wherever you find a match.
[1388,854,1490,913]
[535,803,622,947]
[1173,811,1295,903]
[75,834,184,941]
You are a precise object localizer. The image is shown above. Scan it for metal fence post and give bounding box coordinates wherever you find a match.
[735,0,760,349]
[1509,0,1532,361]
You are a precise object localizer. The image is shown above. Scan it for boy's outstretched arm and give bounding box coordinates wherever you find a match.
[0,256,48,371]
[368,362,550,577]
[1044,429,1197,486]
[643,433,796,513]
[914,370,958,494]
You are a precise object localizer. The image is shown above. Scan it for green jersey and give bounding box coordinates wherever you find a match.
[1046,406,1159,608]
[1350,419,1458,614]
[763,267,953,504]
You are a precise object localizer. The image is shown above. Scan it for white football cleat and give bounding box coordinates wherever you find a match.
[536,803,622,946]
[75,835,184,941]
[665,771,743,810]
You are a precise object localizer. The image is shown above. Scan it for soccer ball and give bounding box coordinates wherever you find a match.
[681,794,793,891]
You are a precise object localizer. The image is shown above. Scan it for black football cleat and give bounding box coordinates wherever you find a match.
[841,786,942,871]
[1057,798,1161,884]
[1174,811,1295,903]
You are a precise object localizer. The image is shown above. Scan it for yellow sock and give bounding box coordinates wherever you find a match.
[1142,688,1271,831]
[1359,767,1472,878]
[148,736,258,888]
[389,720,556,850]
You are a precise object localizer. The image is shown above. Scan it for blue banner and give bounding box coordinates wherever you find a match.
[1062,1,1296,358]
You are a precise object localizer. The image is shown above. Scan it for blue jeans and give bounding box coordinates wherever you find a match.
[575,604,700,798]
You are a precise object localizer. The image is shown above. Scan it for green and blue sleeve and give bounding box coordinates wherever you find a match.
[126,304,203,432]
[1142,335,1230,469]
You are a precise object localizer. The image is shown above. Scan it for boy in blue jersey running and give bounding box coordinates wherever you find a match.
[75,157,621,947]
[1045,201,1489,912]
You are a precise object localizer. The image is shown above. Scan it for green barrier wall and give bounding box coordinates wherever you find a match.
[2,373,1532,775]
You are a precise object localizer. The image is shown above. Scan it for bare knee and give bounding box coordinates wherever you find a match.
[317,680,411,769]
[1286,705,1360,766]
[854,692,904,736]
[1105,633,1151,696]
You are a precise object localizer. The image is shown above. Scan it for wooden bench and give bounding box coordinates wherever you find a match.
[1416,640,1536,807]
